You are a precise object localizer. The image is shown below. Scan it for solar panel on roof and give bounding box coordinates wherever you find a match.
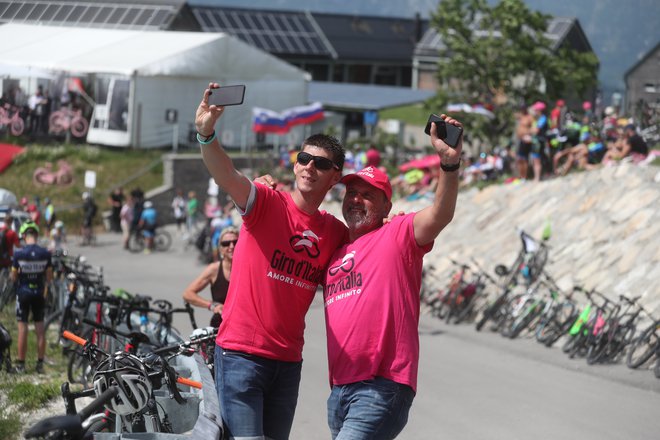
[133,8,152,26]
[80,5,98,22]
[191,7,332,57]
[13,2,32,19]
[150,9,170,27]
[40,4,58,21]
[2,3,19,19]
[0,1,175,30]
[53,4,71,21]
[108,7,127,24]
[68,5,85,22]
[27,3,45,20]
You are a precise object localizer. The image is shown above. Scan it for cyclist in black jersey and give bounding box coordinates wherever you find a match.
[11,221,52,374]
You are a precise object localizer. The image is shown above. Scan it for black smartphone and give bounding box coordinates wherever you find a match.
[424,113,463,148]
[208,85,246,107]
[425,114,446,138]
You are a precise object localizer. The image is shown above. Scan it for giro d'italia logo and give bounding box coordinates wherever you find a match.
[328,251,355,276]
[289,230,320,258]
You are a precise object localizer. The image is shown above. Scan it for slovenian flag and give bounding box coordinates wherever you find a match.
[252,107,289,134]
[253,102,324,134]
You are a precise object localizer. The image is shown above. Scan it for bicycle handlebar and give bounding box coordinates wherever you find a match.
[62,330,87,347]
[177,376,202,389]
[64,329,203,394]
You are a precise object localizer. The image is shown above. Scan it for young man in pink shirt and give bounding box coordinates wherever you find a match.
[195,83,348,439]
[324,114,463,439]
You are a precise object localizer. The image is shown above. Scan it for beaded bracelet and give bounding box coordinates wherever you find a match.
[197,131,216,145]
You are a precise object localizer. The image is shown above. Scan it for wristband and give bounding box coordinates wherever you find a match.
[197,131,216,145]
[208,302,220,311]
[440,160,461,172]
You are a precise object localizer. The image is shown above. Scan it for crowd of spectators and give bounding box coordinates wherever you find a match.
[266,100,656,204]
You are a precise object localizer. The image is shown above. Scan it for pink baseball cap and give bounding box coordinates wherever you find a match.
[532,101,546,111]
[341,166,392,201]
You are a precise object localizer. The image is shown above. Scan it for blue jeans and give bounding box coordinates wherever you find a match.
[327,377,415,440]
[215,345,302,440]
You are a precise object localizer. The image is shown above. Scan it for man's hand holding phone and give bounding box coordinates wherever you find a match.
[196,83,246,139]
[196,82,226,138]
[426,113,463,170]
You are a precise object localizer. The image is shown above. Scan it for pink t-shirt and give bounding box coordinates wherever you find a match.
[216,183,348,362]
[323,214,432,392]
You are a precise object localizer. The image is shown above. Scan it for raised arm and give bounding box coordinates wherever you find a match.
[195,83,252,210]
[413,114,462,246]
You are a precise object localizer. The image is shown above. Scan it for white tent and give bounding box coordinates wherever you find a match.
[0,23,310,148]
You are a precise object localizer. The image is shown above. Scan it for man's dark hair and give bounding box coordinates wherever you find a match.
[302,134,345,171]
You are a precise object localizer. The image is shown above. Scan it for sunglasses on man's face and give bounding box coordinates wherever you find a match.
[220,239,238,247]
[296,151,339,171]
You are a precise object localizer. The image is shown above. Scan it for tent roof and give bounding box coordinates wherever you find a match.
[309,82,434,111]
[0,23,307,80]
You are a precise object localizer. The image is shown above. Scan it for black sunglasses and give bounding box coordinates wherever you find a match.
[220,239,238,247]
[296,151,339,171]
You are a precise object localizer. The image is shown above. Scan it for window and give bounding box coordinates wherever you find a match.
[644,83,657,93]
[108,79,130,132]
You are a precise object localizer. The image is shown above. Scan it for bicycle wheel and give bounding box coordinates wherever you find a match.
[586,329,608,364]
[83,414,115,438]
[154,230,172,252]
[475,306,493,331]
[67,328,100,387]
[128,233,145,253]
[509,304,543,339]
[626,323,659,369]
[10,118,24,137]
[476,292,507,331]
[0,270,14,312]
[453,286,484,325]
[68,349,96,387]
[43,309,63,333]
[71,117,88,138]
[499,294,525,337]
[601,324,635,363]
[49,114,65,134]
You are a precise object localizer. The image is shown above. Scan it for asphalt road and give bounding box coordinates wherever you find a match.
[65,229,660,440]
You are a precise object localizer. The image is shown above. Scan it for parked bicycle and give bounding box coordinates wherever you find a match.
[627,316,660,370]
[534,282,581,347]
[475,229,549,332]
[0,103,25,136]
[49,107,89,138]
[586,295,645,365]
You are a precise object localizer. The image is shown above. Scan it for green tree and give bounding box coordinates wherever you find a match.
[428,0,598,146]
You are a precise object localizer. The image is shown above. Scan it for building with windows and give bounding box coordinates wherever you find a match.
[624,41,660,127]
[413,16,596,92]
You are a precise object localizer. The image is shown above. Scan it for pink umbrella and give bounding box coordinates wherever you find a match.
[399,154,441,172]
